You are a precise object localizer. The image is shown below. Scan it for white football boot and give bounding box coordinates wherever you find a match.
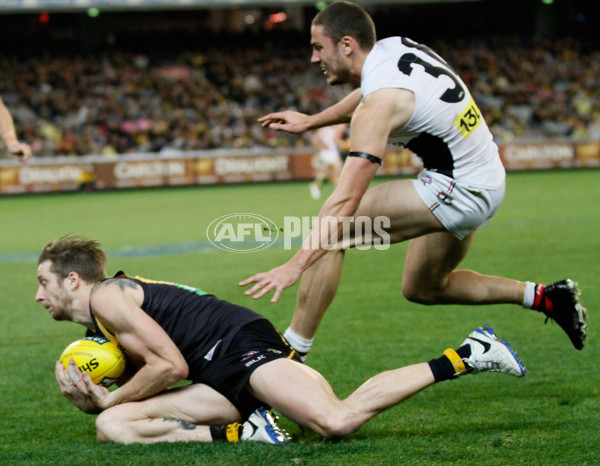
[461,325,526,377]
[241,407,291,444]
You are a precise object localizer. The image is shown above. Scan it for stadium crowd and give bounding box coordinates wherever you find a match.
[1,36,598,157]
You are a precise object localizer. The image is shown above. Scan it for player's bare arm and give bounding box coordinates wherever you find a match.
[350,88,415,154]
[258,88,361,133]
[80,282,189,410]
[240,88,415,302]
[0,96,32,162]
[239,154,378,302]
[294,87,415,261]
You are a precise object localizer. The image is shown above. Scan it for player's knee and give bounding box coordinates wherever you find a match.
[402,282,437,305]
[402,283,433,304]
[311,409,359,439]
[95,409,130,443]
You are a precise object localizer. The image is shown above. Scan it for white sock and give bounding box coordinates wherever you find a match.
[522,281,536,308]
[283,327,314,353]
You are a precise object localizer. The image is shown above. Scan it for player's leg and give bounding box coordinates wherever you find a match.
[327,159,343,185]
[402,232,588,349]
[95,383,242,444]
[284,179,445,354]
[287,249,345,350]
[401,230,526,305]
[248,357,433,439]
[249,327,524,439]
[287,176,587,352]
[310,155,328,199]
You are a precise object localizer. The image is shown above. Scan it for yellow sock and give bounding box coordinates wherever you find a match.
[443,348,467,376]
[226,422,242,442]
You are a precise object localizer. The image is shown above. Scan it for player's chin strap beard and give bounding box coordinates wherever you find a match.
[347,151,382,165]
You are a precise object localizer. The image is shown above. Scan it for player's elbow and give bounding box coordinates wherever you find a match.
[144,357,188,388]
[164,359,189,385]
[174,361,189,381]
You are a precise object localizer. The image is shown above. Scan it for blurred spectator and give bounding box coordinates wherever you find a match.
[1,36,598,157]
[0,95,32,161]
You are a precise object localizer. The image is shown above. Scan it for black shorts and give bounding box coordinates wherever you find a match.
[199,319,303,419]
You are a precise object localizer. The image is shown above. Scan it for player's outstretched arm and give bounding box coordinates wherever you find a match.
[242,88,413,303]
[239,154,377,302]
[239,261,304,302]
[258,110,313,133]
[258,88,362,133]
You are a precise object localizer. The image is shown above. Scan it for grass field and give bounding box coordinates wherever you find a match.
[1,169,599,465]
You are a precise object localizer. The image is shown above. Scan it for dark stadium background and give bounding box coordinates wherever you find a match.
[0,0,598,55]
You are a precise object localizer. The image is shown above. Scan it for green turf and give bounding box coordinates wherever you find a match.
[1,170,599,465]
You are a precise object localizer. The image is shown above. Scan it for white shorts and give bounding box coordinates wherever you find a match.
[315,149,341,166]
[412,170,505,240]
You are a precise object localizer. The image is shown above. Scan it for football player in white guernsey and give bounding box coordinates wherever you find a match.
[309,123,347,199]
[241,1,587,356]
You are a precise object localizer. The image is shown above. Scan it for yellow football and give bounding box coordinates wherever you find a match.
[59,336,126,387]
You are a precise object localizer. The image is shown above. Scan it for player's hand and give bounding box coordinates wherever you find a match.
[55,359,102,414]
[8,140,32,162]
[258,111,312,134]
[239,263,303,303]
[78,369,111,410]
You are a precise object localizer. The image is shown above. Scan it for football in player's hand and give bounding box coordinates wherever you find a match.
[59,336,125,387]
